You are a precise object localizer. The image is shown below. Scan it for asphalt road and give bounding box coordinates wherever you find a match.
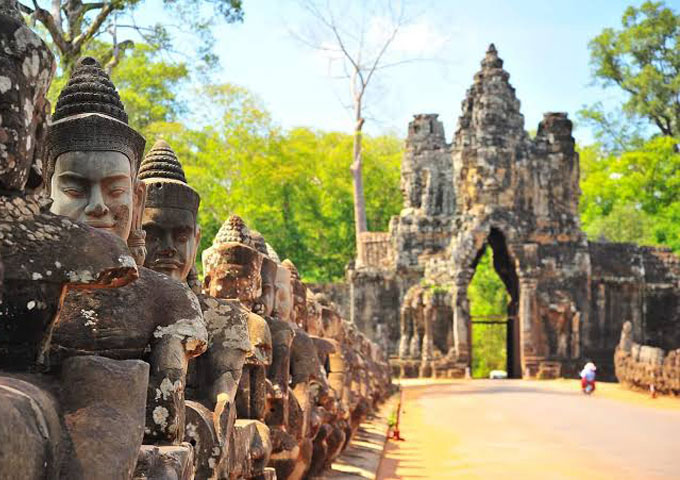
[377,380,680,480]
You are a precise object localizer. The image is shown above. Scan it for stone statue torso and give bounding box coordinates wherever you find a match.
[48,266,204,366]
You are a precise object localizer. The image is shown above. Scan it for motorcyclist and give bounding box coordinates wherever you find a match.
[580,361,597,394]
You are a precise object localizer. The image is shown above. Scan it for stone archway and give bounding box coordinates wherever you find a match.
[478,228,522,378]
[451,227,522,378]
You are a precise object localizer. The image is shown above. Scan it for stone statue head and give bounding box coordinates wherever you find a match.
[0,7,55,194]
[140,139,201,282]
[202,215,262,305]
[282,259,307,329]
[619,320,634,353]
[259,256,278,317]
[45,57,146,245]
[273,263,294,323]
[249,230,276,317]
[321,307,344,342]
[305,290,323,336]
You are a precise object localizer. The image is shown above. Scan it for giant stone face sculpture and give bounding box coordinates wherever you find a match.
[45,56,147,260]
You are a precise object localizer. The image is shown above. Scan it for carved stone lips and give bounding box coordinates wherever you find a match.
[152,260,182,269]
[86,221,116,230]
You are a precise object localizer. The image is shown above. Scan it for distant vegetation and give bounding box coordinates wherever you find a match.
[468,249,508,378]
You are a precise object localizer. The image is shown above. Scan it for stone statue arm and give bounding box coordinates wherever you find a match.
[198,296,251,414]
[145,334,191,444]
[145,290,208,445]
[265,317,295,395]
[206,347,247,414]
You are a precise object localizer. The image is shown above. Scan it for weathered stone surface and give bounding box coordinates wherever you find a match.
[60,356,149,480]
[0,195,139,370]
[133,443,194,480]
[615,321,680,395]
[50,267,207,444]
[0,8,54,193]
[0,374,63,480]
[184,400,226,479]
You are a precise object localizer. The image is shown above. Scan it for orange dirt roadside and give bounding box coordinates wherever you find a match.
[377,379,680,480]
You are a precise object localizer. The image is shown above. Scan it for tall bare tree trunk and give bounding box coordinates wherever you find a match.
[352,103,367,266]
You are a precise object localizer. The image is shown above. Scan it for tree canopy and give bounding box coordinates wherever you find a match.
[579,136,679,251]
[20,0,243,72]
[143,85,403,282]
[581,1,679,143]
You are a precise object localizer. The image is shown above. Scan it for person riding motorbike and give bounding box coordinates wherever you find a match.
[580,362,597,394]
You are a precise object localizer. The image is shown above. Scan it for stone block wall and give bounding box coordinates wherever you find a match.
[615,323,680,395]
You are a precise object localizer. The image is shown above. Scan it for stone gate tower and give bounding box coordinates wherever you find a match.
[348,45,680,379]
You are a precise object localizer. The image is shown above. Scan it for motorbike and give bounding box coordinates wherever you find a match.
[581,378,595,395]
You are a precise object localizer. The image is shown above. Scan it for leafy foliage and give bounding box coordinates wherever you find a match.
[468,248,508,379]
[579,137,680,252]
[23,0,243,73]
[584,1,679,139]
[144,85,403,282]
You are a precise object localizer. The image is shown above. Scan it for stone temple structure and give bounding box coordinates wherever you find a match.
[348,44,680,380]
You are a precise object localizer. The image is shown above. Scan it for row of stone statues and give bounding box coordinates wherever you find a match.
[0,5,391,479]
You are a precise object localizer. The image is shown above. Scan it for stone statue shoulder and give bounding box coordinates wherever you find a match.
[48,266,207,366]
[0,196,138,370]
[246,311,273,367]
[197,294,251,354]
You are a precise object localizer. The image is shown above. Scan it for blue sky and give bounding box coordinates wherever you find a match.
[134,0,675,145]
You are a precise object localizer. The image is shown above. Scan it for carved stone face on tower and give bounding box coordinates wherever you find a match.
[46,57,146,242]
[140,140,201,282]
[202,215,263,305]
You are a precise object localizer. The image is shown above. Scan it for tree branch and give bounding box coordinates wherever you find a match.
[363,10,403,89]
[105,38,134,74]
[51,0,63,36]
[72,1,115,53]
[18,2,34,15]
[82,2,106,12]
[31,0,70,56]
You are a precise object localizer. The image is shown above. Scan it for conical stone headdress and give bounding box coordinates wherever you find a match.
[213,215,251,245]
[45,57,146,186]
[140,139,200,215]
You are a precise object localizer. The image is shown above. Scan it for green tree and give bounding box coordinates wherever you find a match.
[579,136,680,251]
[20,0,243,72]
[583,1,679,141]
[146,84,403,282]
[468,248,508,378]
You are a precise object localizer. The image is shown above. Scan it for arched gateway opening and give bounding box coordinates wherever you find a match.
[468,228,521,378]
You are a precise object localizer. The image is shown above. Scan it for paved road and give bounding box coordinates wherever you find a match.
[377,380,680,480]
